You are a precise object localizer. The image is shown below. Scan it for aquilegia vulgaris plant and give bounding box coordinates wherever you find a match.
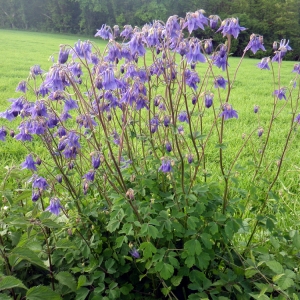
[1,8,300,300]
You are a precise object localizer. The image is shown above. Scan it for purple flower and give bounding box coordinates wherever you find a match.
[258,128,264,137]
[204,39,213,54]
[205,93,214,108]
[254,105,259,113]
[209,15,219,29]
[83,170,95,182]
[292,63,300,75]
[0,127,7,141]
[21,154,37,171]
[31,191,40,202]
[187,153,194,164]
[294,113,300,124]
[186,40,206,64]
[95,24,113,40]
[129,33,146,57]
[15,129,32,142]
[32,176,48,191]
[164,116,171,127]
[272,39,292,63]
[103,69,117,90]
[214,76,228,89]
[112,131,120,145]
[159,159,172,173]
[212,45,228,71]
[92,154,101,169]
[150,116,160,133]
[38,83,50,97]
[246,34,265,54]
[58,47,69,64]
[178,125,184,135]
[220,103,238,120]
[16,81,28,93]
[56,174,63,183]
[64,98,78,112]
[257,57,270,70]
[129,247,140,259]
[46,197,63,215]
[183,10,208,33]
[185,69,200,90]
[178,111,189,123]
[30,65,43,76]
[165,141,172,152]
[120,25,133,39]
[273,88,287,100]
[216,18,246,39]
[73,40,92,61]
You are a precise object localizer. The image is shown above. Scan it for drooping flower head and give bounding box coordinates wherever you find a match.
[159,159,172,173]
[46,197,63,215]
[21,154,37,171]
[214,75,228,89]
[209,15,219,29]
[272,39,292,63]
[58,46,69,64]
[216,17,246,39]
[212,44,228,71]
[246,34,266,54]
[257,57,270,70]
[95,24,113,40]
[273,88,287,100]
[178,111,189,123]
[16,81,28,93]
[0,127,7,141]
[185,69,200,90]
[129,247,140,259]
[204,93,214,108]
[220,103,238,120]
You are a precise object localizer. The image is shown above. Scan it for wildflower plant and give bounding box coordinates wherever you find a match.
[1,8,300,300]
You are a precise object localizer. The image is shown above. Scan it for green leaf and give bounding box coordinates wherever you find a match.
[277,276,294,290]
[77,275,87,289]
[120,284,133,295]
[11,247,47,270]
[115,235,128,248]
[185,255,195,268]
[140,242,157,259]
[55,239,77,249]
[187,216,199,230]
[184,239,202,256]
[75,287,89,300]
[159,263,174,280]
[161,287,171,297]
[148,225,159,239]
[293,232,300,249]
[245,268,258,278]
[265,261,284,274]
[40,219,63,229]
[107,219,121,233]
[0,276,27,291]
[171,275,182,287]
[55,271,76,292]
[26,286,62,300]
[201,233,212,249]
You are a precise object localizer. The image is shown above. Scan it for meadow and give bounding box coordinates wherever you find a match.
[1,27,300,299]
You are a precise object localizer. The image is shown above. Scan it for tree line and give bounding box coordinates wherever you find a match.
[0,0,299,60]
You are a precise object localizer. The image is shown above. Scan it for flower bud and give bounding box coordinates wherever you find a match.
[126,188,135,200]
[254,105,259,113]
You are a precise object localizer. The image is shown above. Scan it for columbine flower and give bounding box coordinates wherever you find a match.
[273,88,287,100]
[204,39,213,54]
[102,69,117,90]
[16,81,28,93]
[246,34,265,54]
[212,45,228,71]
[31,191,40,202]
[178,125,184,135]
[272,39,292,63]
[164,116,171,127]
[95,24,113,40]
[159,159,172,173]
[30,65,43,76]
[186,39,206,64]
[165,141,172,152]
[56,174,63,183]
[204,93,214,108]
[214,76,228,89]
[185,69,200,90]
[83,170,95,182]
[183,10,208,33]
[32,176,48,191]
[129,247,140,259]
[0,127,7,141]
[294,113,300,124]
[216,17,246,39]
[92,154,101,169]
[209,15,219,29]
[258,128,264,137]
[178,111,189,123]
[292,64,300,75]
[46,197,63,215]
[21,154,37,171]
[257,57,270,70]
[58,47,69,64]
[150,116,160,133]
[220,103,238,120]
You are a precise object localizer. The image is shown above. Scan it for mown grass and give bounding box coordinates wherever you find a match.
[1,29,300,205]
